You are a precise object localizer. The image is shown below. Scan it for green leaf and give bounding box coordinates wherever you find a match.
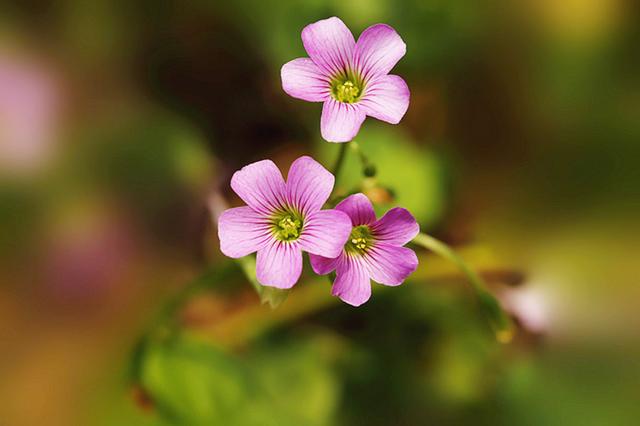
[134,334,339,425]
[318,123,448,228]
[245,340,340,426]
[139,335,249,424]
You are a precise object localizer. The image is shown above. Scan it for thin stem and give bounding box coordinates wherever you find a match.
[412,233,514,343]
[331,142,349,186]
[349,141,375,176]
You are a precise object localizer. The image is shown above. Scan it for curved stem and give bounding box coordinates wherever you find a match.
[412,233,514,343]
[331,142,349,186]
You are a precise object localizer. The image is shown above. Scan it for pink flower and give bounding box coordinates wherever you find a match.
[218,156,352,288]
[281,17,410,143]
[310,193,419,306]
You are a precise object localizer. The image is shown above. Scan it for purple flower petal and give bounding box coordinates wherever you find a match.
[320,99,366,143]
[371,207,420,245]
[299,209,351,258]
[256,240,303,288]
[332,256,371,306]
[309,253,340,275]
[230,159,286,215]
[218,206,272,258]
[364,243,418,286]
[286,155,334,214]
[354,24,406,80]
[301,17,355,77]
[281,58,330,102]
[359,74,410,124]
[335,193,376,226]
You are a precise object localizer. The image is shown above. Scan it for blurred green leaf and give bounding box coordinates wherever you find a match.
[140,335,249,424]
[247,341,339,426]
[318,123,448,228]
[135,334,338,425]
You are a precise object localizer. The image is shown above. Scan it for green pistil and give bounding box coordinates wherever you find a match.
[330,71,364,103]
[272,209,304,242]
[345,225,373,254]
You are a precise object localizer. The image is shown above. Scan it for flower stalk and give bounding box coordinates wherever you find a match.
[331,142,349,186]
[412,233,514,343]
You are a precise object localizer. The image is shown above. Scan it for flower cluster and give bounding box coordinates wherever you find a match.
[218,17,418,306]
[219,157,419,306]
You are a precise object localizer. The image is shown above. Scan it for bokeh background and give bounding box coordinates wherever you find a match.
[1,1,639,425]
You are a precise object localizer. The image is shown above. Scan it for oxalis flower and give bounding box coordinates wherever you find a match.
[218,156,352,288]
[310,193,419,306]
[281,16,409,142]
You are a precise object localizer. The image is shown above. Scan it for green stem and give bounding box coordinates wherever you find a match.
[331,142,349,186]
[349,141,375,177]
[412,233,514,343]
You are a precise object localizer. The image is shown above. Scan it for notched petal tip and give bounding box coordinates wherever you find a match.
[354,23,406,79]
[320,100,366,143]
[366,244,418,286]
[230,159,286,214]
[335,193,376,226]
[360,74,410,125]
[301,17,355,78]
[286,155,335,213]
[372,207,420,245]
[332,257,372,306]
[256,241,303,289]
[332,288,369,307]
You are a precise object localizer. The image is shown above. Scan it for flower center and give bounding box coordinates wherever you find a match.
[330,69,364,104]
[345,225,373,254]
[332,80,361,103]
[271,210,304,242]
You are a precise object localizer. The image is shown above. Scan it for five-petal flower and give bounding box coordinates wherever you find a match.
[281,16,410,143]
[218,156,352,288]
[309,193,419,306]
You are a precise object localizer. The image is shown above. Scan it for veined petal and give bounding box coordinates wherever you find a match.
[320,99,366,143]
[256,240,303,289]
[286,156,334,214]
[218,207,272,258]
[363,243,418,286]
[301,17,355,77]
[230,159,286,215]
[354,24,406,80]
[332,256,371,306]
[360,75,410,124]
[371,207,419,245]
[299,209,351,258]
[309,253,340,275]
[281,58,330,102]
[335,193,376,226]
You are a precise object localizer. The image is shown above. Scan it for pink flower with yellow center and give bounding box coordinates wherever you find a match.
[218,156,352,289]
[310,193,420,306]
[281,17,410,142]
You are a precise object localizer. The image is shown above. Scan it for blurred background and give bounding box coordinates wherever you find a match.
[1,0,639,425]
